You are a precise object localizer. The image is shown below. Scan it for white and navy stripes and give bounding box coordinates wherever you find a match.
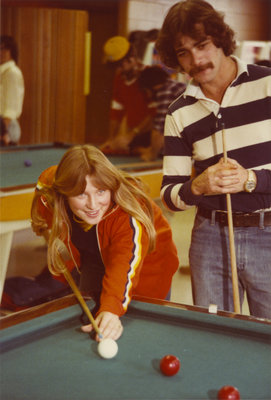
[161,56,271,213]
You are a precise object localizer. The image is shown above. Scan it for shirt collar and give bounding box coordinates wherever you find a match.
[183,55,249,100]
[231,55,249,78]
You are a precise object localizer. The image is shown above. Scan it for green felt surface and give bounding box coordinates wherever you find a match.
[1,300,270,400]
[0,147,68,188]
[0,143,150,189]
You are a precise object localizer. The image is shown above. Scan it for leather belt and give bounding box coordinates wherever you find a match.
[197,208,271,227]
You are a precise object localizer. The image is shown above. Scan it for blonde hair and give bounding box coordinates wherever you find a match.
[31,145,156,275]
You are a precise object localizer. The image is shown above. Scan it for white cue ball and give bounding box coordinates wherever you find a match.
[97,338,118,359]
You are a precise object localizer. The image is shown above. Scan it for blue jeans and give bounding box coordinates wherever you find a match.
[189,213,271,319]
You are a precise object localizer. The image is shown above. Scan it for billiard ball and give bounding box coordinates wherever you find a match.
[24,160,32,167]
[97,338,118,359]
[217,385,240,400]
[160,354,180,376]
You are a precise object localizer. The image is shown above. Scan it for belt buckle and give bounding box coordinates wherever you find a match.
[219,212,228,225]
[232,213,248,227]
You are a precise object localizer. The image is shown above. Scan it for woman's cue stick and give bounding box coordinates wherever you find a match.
[56,239,103,338]
[221,124,241,314]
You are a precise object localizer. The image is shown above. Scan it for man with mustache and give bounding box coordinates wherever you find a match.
[156,0,271,319]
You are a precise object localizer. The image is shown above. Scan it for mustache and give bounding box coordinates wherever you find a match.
[190,62,214,76]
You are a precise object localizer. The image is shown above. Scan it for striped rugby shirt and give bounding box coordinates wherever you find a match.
[161,56,271,213]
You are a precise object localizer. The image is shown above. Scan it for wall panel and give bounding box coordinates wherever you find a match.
[1,7,88,144]
[120,0,270,41]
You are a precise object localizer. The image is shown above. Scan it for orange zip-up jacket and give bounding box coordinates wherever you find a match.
[36,166,179,316]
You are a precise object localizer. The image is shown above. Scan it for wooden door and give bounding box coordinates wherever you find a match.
[1,7,89,144]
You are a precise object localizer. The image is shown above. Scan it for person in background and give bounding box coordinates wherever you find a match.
[137,66,186,161]
[128,29,159,63]
[100,36,155,155]
[0,35,24,146]
[156,0,271,319]
[31,145,179,341]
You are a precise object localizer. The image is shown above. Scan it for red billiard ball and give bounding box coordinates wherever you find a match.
[160,355,180,376]
[217,385,240,400]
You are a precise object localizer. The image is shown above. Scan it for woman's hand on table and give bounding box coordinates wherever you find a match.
[81,311,123,342]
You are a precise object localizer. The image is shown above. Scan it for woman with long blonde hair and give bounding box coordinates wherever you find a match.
[31,145,179,341]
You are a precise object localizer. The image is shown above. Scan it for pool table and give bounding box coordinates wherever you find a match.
[0,295,270,400]
[0,142,162,221]
[0,143,162,300]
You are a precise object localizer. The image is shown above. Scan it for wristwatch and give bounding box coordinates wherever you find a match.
[244,170,256,193]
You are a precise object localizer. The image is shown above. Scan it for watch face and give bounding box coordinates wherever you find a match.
[246,181,256,192]
[245,170,256,192]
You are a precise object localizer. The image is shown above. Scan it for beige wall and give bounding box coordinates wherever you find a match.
[119,0,270,41]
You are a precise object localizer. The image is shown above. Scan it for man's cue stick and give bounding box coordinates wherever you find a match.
[221,124,241,314]
[56,239,103,338]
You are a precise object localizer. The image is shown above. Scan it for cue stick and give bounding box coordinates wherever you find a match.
[55,239,103,339]
[221,124,241,314]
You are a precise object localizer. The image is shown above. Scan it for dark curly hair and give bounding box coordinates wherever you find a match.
[138,66,169,90]
[156,0,236,70]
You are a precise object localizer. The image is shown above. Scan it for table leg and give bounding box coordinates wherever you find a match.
[0,219,31,302]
